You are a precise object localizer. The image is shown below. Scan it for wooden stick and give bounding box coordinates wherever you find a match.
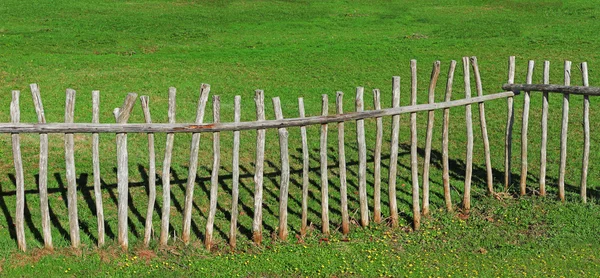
[140,96,156,246]
[320,95,329,235]
[160,87,176,245]
[30,84,52,249]
[505,56,516,190]
[559,61,571,202]
[442,61,457,211]
[462,57,473,212]
[373,89,382,223]
[580,62,589,203]
[64,88,80,248]
[298,98,310,237]
[182,84,211,244]
[114,92,137,249]
[502,84,600,96]
[205,96,221,250]
[422,61,440,216]
[540,61,550,196]
[252,90,265,244]
[336,92,349,234]
[0,91,516,135]
[273,97,290,240]
[388,77,400,227]
[91,90,104,247]
[470,57,494,195]
[520,60,535,196]
[11,90,26,252]
[410,59,420,230]
[230,95,241,248]
[356,87,369,227]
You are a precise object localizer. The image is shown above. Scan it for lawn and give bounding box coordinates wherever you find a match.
[1,0,600,276]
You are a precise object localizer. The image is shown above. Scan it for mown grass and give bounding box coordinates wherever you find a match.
[1,0,600,276]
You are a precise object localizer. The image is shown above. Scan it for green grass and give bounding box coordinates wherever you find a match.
[1,0,600,276]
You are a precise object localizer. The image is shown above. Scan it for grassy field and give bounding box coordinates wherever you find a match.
[2,0,600,276]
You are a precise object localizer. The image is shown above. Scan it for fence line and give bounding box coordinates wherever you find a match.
[3,56,598,252]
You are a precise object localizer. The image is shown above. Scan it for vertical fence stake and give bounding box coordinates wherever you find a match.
[388,77,400,227]
[182,84,211,244]
[320,95,329,235]
[442,61,457,211]
[373,89,383,223]
[230,95,241,248]
[91,90,105,247]
[298,98,310,237]
[470,57,494,195]
[505,56,516,190]
[410,60,421,230]
[520,61,535,196]
[273,97,290,240]
[580,62,589,203]
[114,92,137,249]
[539,61,550,196]
[356,87,369,227]
[462,57,474,213]
[336,92,350,234]
[11,90,26,252]
[205,96,221,250]
[30,84,53,249]
[422,61,440,216]
[140,96,156,246]
[160,87,176,245]
[252,90,265,244]
[559,61,571,202]
[65,89,80,248]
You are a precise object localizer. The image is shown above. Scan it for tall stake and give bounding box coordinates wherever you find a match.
[160,87,176,245]
[273,97,290,240]
[11,90,26,251]
[65,89,80,248]
[388,77,400,226]
[373,89,383,223]
[520,61,535,196]
[410,60,421,230]
[539,61,550,196]
[298,98,310,236]
[442,61,457,211]
[462,57,474,212]
[140,96,156,246]
[470,57,494,195]
[505,56,516,190]
[558,61,571,202]
[580,62,590,203]
[320,95,329,235]
[422,61,440,216]
[230,95,241,247]
[91,90,105,247]
[252,90,266,244]
[205,96,221,250]
[356,87,369,227]
[336,92,349,234]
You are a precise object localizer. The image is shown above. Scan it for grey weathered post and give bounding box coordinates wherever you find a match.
[442,61,457,211]
[388,77,400,226]
[520,61,535,196]
[422,61,440,216]
[11,90,26,251]
[356,87,369,227]
[558,61,571,202]
[539,61,550,196]
[462,57,473,212]
[580,62,590,203]
[373,89,383,223]
[505,56,516,190]
[91,90,105,247]
[320,95,329,234]
[273,97,290,240]
[205,96,221,250]
[160,87,176,245]
[140,96,156,246]
[336,92,349,234]
[65,89,80,248]
[470,57,493,195]
[230,95,241,247]
[410,59,421,230]
[298,98,310,236]
[252,90,265,244]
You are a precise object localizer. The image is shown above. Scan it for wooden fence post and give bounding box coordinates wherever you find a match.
[11,90,26,252]
[320,95,329,235]
[470,57,494,195]
[356,87,369,227]
[388,77,400,227]
[442,61,457,211]
[410,60,421,230]
[205,96,221,250]
[91,90,105,247]
[140,96,156,246]
[422,61,441,216]
[558,61,571,202]
[520,61,535,196]
[462,57,473,212]
[182,84,211,244]
[539,61,550,196]
[336,92,349,234]
[253,90,265,244]
[505,56,516,190]
[30,84,53,249]
[373,89,383,223]
[160,87,176,245]
[298,98,310,237]
[230,95,241,248]
[580,62,590,203]
[65,89,80,248]
[273,97,290,240]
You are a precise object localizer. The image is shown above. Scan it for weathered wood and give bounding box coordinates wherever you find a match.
[388,77,400,227]
[442,61,457,211]
[463,57,473,212]
[114,92,137,249]
[470,57,493,195]
[252,90,266,244]
[0,92,515,134]
[64,88,80,248]
[520,60,535,196]
[356,87,369,227]
[273,97,290,240]
[160,87,176,245]
[539,61,550,196]
[230,95,241,248]
[91,90,104,247]
[336,92,349,234]
[373,89,382,223]
[205,96,221,250]
[422,61,440,216]
[559,61,571,202]
[320,95,329,235]
[298,98,310,236]
[30,84,52,249]
[11,90,26,252]
[505,56,516,190]
[182,84,211,244]
[140,95,156,246]
[580,62,589,203]
[502,84,600,96]
[410,59,420,230]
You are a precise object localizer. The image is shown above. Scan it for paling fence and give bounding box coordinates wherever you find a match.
[2,56,597,252]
